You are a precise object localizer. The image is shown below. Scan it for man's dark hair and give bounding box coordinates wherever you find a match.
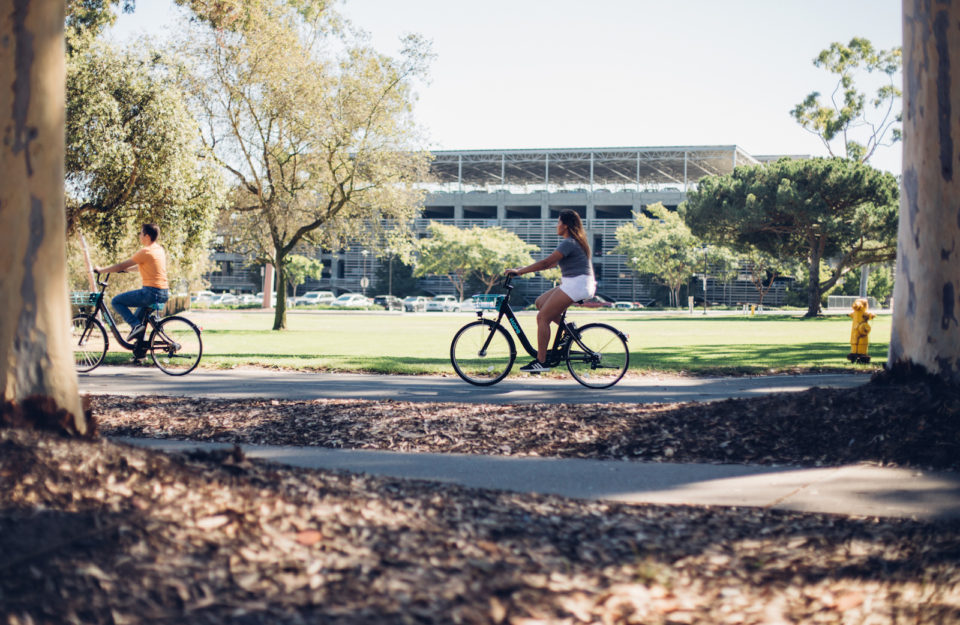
[141,223,159,243]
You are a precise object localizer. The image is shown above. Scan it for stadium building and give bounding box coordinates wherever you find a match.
[206,145,795,305]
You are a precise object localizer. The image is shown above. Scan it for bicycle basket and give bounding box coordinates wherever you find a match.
[70,291,99,306]
[471,294,504,310]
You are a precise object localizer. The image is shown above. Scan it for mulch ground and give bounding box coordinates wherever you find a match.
[3,373,960,624]
[93,372,960,471]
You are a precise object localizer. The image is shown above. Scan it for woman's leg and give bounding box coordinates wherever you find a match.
[535,288,573,363]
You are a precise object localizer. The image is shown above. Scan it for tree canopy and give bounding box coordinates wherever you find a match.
[66,38,224,276]
[791,37,902,163]
[612,203,704,307]
[684,157,899,316]
[175,0,432,329]
[284,254,325,297]
[414,223,538,300]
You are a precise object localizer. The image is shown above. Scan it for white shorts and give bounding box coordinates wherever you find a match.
[559,274,596,302]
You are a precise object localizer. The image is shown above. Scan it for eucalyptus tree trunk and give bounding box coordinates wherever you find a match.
[0,0,90,434]
[889,0,960,384]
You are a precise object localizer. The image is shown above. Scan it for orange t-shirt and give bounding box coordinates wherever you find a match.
[131,243,168,289]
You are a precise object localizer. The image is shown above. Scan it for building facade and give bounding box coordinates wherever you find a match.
[206,145,793,305]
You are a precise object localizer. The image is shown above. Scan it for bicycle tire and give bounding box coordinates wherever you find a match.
[450,319,516,386]
[149,316,203,375]
[565,323,629,389]
[71,314,108,373]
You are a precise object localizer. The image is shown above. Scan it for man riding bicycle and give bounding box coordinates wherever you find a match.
[94,223,169,341]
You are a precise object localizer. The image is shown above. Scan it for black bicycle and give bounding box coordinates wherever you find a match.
[70,272,203,375]
[450,275,629,388]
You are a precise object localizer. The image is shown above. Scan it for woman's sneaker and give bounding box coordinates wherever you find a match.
[519,359,551,373]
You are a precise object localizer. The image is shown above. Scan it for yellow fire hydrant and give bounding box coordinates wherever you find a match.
[847,298,875,364]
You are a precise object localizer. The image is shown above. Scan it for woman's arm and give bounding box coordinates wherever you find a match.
[507,250,563,276]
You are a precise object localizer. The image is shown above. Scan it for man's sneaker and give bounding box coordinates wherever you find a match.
[126,323,145,342]
[519,359,551,373]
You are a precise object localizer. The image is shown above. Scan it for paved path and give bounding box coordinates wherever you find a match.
[80,367,870,404]
[115,437,960,521]
[95,368,960,521]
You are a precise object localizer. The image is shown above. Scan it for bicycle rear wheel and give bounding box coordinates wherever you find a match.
[450,319,516,386]
[150,316,202,375]
[71,314,108,373]
[565,323,629,389]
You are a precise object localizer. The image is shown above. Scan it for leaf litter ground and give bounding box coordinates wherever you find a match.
[3,374,960,624]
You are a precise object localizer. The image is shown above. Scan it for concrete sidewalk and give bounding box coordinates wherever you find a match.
[81,367,871,405]
[115,437,960,522]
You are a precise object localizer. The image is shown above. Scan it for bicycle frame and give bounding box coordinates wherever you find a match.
[78,274,158,352]
[477,275,585,363]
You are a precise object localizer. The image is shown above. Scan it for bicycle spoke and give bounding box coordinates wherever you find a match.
[450,320,515,385]
[150,317,202,375]
[565,324,629,389]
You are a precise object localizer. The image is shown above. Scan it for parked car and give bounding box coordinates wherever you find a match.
[614,301,636,310]
[254,292,277,306]
[402,296,429,312]
[579,296,614,308]
[191,290,216,303]
[238,294,260,306]
[296,290,335,306]
[331,293,373,308]
[373,295,403,311]
[426,294,461,312]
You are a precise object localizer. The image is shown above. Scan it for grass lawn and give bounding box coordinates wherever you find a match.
[103,309,891,376]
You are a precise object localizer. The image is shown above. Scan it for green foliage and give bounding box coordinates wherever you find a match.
[611,203,703,307]
[66,38,224,279]
[65,0,134,50]
[791,37,902,163]
[284,254,324,296]
[684,157,899,316]
[373,256,420,297]
[835,264,895,303]
[414,222,539,299]
[174,0,432,329]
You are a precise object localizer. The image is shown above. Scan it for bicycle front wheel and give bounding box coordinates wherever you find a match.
[450,319,516,386]
[565,323,629,389]
[71,314,108,373]
[150,316,202,375]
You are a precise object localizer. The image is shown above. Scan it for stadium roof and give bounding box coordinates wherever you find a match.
[428,146,761,188]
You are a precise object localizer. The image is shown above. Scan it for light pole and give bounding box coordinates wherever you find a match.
[360,250,369,295]
[700,246,709,315]
[631,256,639,303]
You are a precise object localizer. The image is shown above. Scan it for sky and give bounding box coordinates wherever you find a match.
[111,0,905,174]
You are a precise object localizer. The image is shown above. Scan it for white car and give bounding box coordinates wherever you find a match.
[426,294,461,312]
[297,290,336,306]
[331,293,373,308]
[191,290,216,303]
[254,292,278,306]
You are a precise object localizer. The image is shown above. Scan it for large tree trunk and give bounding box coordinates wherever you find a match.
[0,0,90,434]
[805,244,823,318]
[889,0,960,384]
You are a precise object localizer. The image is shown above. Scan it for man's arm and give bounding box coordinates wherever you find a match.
[94,257,137,274]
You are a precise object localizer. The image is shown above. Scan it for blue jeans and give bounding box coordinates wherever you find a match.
[112,287,169,327]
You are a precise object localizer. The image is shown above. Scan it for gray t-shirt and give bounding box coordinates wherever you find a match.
[555,237,593,278]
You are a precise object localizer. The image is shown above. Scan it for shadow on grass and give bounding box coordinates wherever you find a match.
[628,342,887,374]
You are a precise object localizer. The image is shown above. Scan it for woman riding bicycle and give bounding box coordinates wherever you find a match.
[506,209,595,373]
